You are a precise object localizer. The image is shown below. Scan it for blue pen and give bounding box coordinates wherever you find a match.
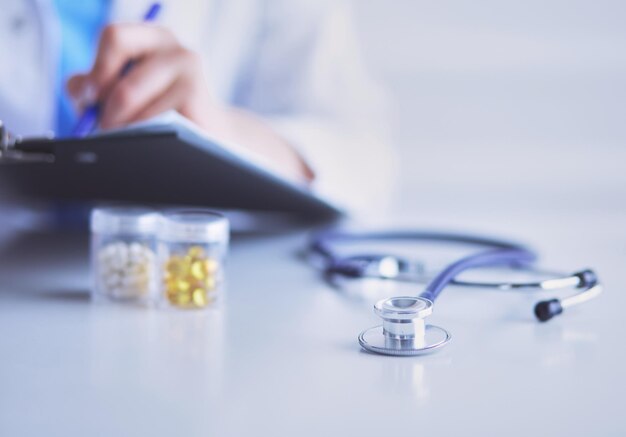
[72,2,162,138]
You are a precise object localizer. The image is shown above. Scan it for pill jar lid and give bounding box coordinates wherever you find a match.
[90,206,159,235]
[157,209,229,244]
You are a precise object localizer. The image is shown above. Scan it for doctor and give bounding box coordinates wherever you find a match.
[0,0,395,211]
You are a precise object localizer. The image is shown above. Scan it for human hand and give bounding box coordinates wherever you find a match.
[68,23,313,182]
[67,23,220,131]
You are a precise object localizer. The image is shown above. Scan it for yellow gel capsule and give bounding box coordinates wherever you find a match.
[190,260,207,280]
[189,279,204,290]
[175,279,191,292]
[204,259,218,275]
[162,246,220,308]
[166,257,186,276]
[168,287,191,305]
[192,288,208,307]
[165,277,178,290]
[176,293,192,306]
[188,246,205,259]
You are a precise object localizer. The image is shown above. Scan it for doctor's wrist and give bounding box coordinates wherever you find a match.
[191,105,315,184]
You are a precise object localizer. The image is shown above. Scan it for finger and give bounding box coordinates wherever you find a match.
[99,50,187,128]
[67,74,87,100]
[67,74,98,111]
[87,23,177,98]
[123,79,190,126]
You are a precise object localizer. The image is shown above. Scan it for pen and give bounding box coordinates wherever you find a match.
[72,2,162,138]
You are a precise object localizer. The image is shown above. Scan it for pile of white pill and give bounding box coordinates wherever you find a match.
[95,241,156,299]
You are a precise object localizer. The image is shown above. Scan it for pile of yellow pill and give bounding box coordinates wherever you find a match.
[163,245,218,308]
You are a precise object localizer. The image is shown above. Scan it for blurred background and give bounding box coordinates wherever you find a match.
[1,0,624,233]
[353,0,625,218]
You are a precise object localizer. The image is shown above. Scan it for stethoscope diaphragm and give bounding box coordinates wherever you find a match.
[359,324,451,357]
[359,296,452,356]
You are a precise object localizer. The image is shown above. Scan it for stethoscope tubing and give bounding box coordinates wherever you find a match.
[310,230,531,264]
[419,247,537,302]
[310,229,601,322]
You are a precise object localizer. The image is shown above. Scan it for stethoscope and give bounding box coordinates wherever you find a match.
[309,230,602,357]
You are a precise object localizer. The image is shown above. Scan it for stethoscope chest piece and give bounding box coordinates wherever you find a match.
[359,296,451,356]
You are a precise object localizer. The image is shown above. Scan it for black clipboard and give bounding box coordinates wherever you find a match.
[0,121,343,220]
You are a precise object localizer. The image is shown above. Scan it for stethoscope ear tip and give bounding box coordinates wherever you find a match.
[534,299,563,322]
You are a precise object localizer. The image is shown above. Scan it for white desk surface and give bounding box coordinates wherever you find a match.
[0,205,624,437]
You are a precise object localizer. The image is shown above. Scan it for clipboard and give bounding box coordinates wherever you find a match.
[0,116,343,220]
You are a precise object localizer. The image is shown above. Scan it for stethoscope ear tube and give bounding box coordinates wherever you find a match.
[534,299,564,322]
[573,269,599,288]
[534,269,601,322]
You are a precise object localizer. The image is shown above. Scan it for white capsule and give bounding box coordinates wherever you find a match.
[132,263,148,276]
[114,286,134,298]
[95,240,157,299]
[104,272,122,288]
[103,244,116,258]
[114,250,129,270]
[128,243,143,262]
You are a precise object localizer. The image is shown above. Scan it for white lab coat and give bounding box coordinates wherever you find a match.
[0,0,396,213]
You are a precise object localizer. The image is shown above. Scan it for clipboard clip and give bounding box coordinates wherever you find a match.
[0,120,55,164]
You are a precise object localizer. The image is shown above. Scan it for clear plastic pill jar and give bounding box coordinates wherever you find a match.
[90,206,159,303]
[156,210,229,309]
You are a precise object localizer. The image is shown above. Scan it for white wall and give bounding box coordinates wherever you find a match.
[353,0,626,216]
